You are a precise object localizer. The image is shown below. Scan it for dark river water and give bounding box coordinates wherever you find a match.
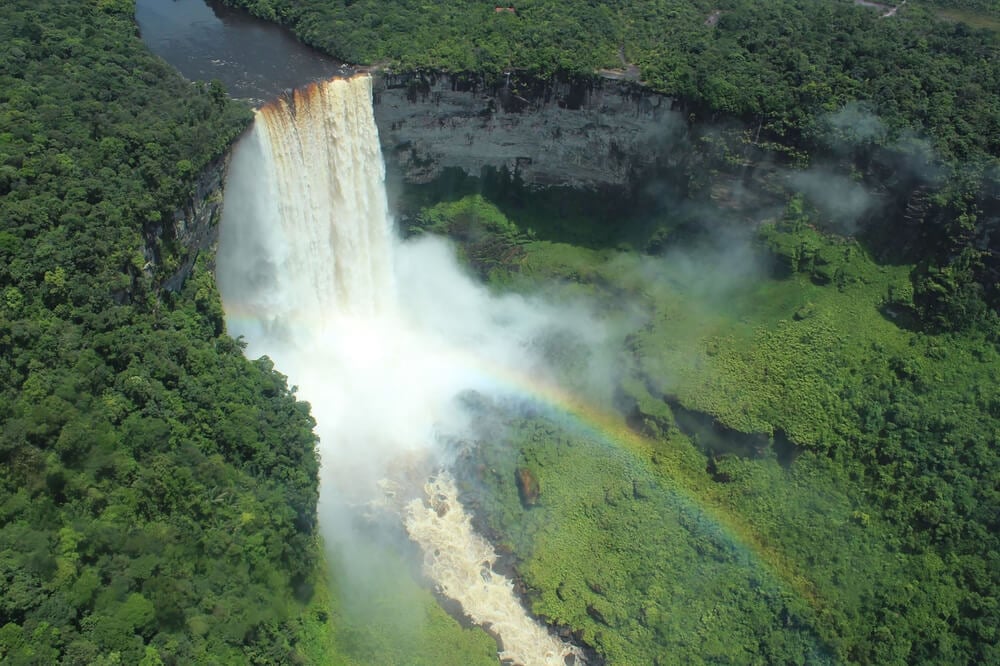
[135,0,348,105]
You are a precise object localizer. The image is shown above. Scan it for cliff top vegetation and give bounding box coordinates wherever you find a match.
[221,0,1000,328]
[221,0,998,160]
[0,1,322,662]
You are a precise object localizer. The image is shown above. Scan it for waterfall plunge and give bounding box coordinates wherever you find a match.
[218,76,394,325]
[217,76,583,666]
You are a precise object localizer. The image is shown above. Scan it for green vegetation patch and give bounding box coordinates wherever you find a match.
[457,409,833,665]
[419,190,1000,664]
[294,538,498,666]
[0,1,322,663]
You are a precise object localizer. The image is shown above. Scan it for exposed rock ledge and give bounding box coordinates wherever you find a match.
[372,72,685,190]
[143,153,229,294]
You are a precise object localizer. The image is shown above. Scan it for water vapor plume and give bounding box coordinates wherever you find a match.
[820,101,888,151]
[217,75,587,665]
[788,168,875,234]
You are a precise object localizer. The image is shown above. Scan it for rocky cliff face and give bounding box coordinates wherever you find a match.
[372,72,686,190]
[148,154,229,293]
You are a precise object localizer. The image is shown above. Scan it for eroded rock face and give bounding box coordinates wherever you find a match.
[146,153,229,293]
[372,72,686,190]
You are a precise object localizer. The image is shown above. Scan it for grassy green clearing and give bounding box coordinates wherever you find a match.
[411,191,1000,664]
[933,7,1000,30]
[458,405,850,664]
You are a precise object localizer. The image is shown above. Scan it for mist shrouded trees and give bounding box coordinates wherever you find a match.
[403,186,1000,664]
[0,1,320,663]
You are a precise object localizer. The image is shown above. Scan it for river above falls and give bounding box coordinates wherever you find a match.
[135,0,348,105]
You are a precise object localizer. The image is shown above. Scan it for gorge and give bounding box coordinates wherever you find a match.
[140,2,1000,664]
[1,1,995,664]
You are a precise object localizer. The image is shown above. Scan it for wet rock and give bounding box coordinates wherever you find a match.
[515,466,540,507]
[154,153,229,293]
[373,71,678,190]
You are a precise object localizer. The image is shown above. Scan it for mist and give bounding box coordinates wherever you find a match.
[787,167,875,234]
[216,76,590,665]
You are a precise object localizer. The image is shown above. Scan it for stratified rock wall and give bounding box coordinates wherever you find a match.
[373,72,685,190]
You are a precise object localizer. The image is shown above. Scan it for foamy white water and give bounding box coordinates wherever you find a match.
[407,473,581,665]
[219,75,393,324]
[217,75,583,665]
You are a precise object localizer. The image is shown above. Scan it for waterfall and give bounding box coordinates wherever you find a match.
[216,75,582,666]
[219,76,393,327]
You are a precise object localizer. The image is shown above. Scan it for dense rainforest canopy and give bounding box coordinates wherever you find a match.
[0,1,320,662]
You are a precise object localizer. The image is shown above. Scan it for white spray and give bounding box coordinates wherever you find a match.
[217,75,586,665]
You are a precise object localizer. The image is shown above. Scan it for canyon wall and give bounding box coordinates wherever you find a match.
[151,154,230,293]
[372,72,687,190]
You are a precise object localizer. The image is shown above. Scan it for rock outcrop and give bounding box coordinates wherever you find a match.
[515,466,541,507]
[372,72,686,190]
[149,154,229,293]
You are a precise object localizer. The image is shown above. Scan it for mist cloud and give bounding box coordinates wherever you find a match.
[788,168,875,234]
[216,77,604,663]
[820,101,887,151]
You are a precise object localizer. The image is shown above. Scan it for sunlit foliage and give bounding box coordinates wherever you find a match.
[414,190,1000,665]
[0,2,321,662]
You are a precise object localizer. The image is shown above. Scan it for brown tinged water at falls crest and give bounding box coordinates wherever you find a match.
[254,77,395,319]
[216,75,583,666]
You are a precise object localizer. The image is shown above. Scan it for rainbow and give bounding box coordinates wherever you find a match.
[433,345,840,661]
[224,299,825,614]
[445,343,823,594]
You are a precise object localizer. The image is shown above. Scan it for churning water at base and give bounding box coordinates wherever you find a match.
[217,75,583,665]
[407,473,579,664]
